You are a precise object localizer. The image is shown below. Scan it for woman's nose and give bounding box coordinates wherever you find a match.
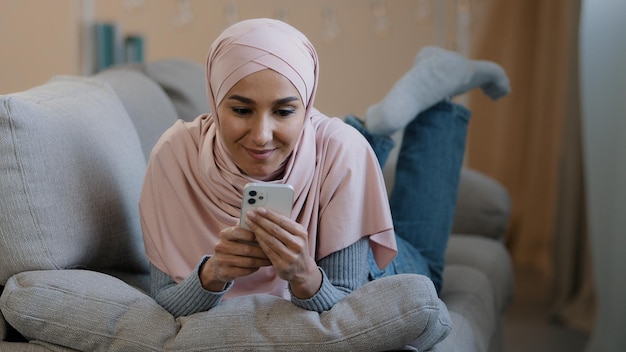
[250,115,274,146]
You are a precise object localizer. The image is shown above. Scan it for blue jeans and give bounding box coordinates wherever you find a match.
[345,101,470,293]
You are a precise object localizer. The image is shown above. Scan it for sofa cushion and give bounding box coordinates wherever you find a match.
[451,168,511,239]
[0,342,72,352]
[0,77,149,285]
[445,234,515,312]
[438,265,498,352]
[1,270,451,352]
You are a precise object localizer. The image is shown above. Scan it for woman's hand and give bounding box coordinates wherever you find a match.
[200,225,272,291]
[245,207,322,299]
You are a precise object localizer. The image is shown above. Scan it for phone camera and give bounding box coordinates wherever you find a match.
[248,198,256,205]
[249,190,257,196]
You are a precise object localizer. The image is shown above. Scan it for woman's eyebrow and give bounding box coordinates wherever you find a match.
[226,95,299,105]
[274,96,300,105]
[227,95,255,104]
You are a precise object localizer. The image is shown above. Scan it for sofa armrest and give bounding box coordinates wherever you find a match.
[451,168,511,240]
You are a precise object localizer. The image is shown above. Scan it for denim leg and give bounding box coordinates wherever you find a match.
[346,106,469,292]
[344,115,395,168]
[368,236,429,280]
[388,101,470,292]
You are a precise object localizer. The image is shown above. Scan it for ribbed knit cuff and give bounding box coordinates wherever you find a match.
[289,268,345,313]
[152,256,232,317]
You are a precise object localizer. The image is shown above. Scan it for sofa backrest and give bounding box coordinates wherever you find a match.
[94,68,180,160]
[0,76,150,285]
[140,58,210,122]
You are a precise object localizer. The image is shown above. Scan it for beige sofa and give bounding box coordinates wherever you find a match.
[0,59,514,351]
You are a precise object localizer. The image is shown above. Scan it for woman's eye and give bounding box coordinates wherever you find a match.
[232,107,252,116]
[275,109,295,117]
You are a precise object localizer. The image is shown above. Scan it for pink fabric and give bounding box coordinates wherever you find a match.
[140,18,397,300]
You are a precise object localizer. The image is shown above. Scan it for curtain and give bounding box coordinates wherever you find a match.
[465,0,594,333]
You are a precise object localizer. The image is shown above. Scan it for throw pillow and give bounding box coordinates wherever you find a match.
[1,270,450,351]
[0,77,149,284]
[1,270,176,351]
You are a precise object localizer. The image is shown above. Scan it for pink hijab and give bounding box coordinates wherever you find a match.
[140,18,396,300]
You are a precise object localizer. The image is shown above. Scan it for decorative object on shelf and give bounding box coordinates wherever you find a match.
[125,35,145,63]
[94,22,120,72]
[93,22,145,72]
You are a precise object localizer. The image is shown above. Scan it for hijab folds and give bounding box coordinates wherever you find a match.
[140,18,397,300]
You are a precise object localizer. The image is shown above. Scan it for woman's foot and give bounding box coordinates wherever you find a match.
[365,46,510,136]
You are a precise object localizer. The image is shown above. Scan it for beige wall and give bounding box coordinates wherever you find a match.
[93,0,450,118]
[1,0,461,118]
[0,0,82,94]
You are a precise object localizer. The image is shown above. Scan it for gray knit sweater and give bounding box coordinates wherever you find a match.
[150,237,370,317]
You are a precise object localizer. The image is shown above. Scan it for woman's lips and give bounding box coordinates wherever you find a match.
[245,148,275,160]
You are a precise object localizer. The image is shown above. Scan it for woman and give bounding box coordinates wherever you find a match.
[139,18,509,318]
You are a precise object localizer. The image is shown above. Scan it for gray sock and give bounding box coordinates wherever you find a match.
[365,46,511,136]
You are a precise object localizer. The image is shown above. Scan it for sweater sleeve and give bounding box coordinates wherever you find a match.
[151,238,371,316]
[290,237,370,312]
[150,256,233,318]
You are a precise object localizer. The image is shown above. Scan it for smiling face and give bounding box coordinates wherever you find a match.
[216,69,307,180]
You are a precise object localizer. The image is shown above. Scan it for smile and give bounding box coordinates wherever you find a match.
[245,147,276,161]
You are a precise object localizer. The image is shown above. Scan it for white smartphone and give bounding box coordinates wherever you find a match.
[240,183,294,231]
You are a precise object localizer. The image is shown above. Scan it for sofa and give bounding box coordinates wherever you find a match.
[0,59,514,351]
